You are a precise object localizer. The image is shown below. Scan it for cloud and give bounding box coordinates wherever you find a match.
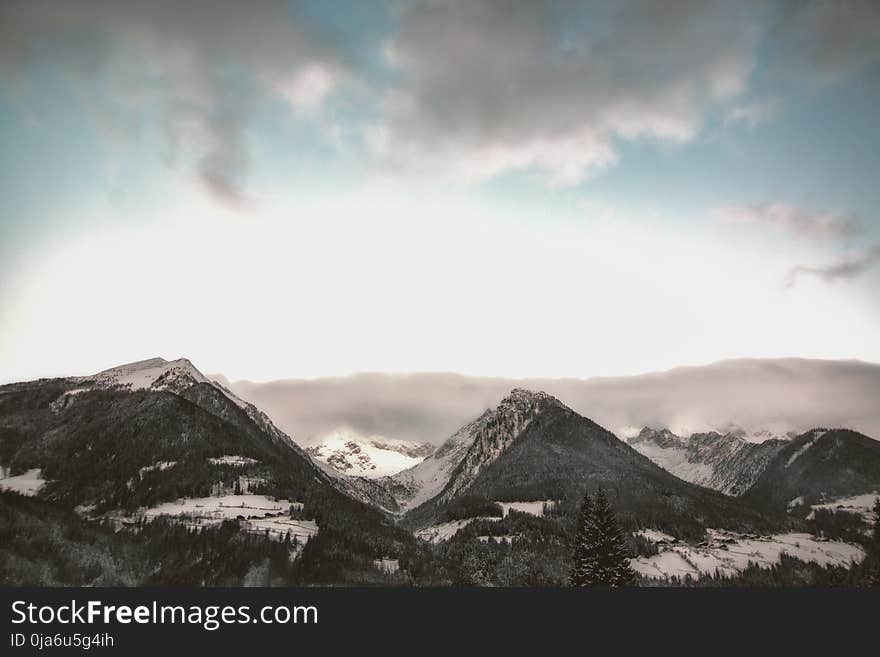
[373,0,760,184]
[775,0,880,82]
[786,245,880,287]
[714,202,863,238]
[0,1,350,207]
[714,203,873,287]
[222,358,880,445]
[3,0,875,199]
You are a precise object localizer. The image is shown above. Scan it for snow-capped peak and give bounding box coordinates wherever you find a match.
[94,357,209,392]
[86,357,299,448]
[306,432,434,478]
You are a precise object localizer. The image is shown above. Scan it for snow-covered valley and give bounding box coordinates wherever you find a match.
[0,468,46,496]
[631,528,865,580]
[103,494,318,547]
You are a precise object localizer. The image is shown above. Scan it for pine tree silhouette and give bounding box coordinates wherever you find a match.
[570,490,596,585]
[570,488,636,587]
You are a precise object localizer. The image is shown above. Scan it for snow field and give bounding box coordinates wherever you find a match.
[809,493,879,524]
[631,528,865,580]
[0,468,46,496]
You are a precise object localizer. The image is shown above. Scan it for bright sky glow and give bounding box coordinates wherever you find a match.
[1,1,879,383]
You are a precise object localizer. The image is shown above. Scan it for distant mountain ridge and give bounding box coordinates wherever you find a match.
[627,425,880,511]
[627,427,791,495]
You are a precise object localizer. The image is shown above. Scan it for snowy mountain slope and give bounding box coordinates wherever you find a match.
[92,357,210,392]
[306,433,433,478]
[378,409,493,512]
[628,427,789,495]
[84,357,300,452]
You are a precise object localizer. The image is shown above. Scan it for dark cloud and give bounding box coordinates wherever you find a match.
[374,0,762,183]
[786,245,880,286]
[0,0,350,207]
[221,358,880,445]
[2,1,876,199]
[774,0,880,82]
[372,0,880,183]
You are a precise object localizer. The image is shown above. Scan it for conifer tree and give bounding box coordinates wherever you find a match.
[570,488,636,587]
[590,489,636,586]
[569,491,596,586]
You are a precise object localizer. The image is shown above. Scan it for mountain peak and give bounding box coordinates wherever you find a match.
[94,356,209,392]
[499,388,565,411]
[96,356,167,373]
[631,426,684,449]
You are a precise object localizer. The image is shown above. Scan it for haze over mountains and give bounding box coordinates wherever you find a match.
[218,358,880,449]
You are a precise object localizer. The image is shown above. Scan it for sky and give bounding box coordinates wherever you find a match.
[1,0,879,384]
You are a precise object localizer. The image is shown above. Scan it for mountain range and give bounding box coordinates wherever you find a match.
[2,356,879,586]
[306,434,433,478]
[627,427,792,496]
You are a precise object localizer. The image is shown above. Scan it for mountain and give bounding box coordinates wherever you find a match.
[397,389,777,537]
[306,433,433,478]
[1,358,327,509]
[627,427,790,495]
[375,409,494,513]
[744,428,880,511]
[93,357,210,392]
[0,357,413,585]
[89,357,298,451]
